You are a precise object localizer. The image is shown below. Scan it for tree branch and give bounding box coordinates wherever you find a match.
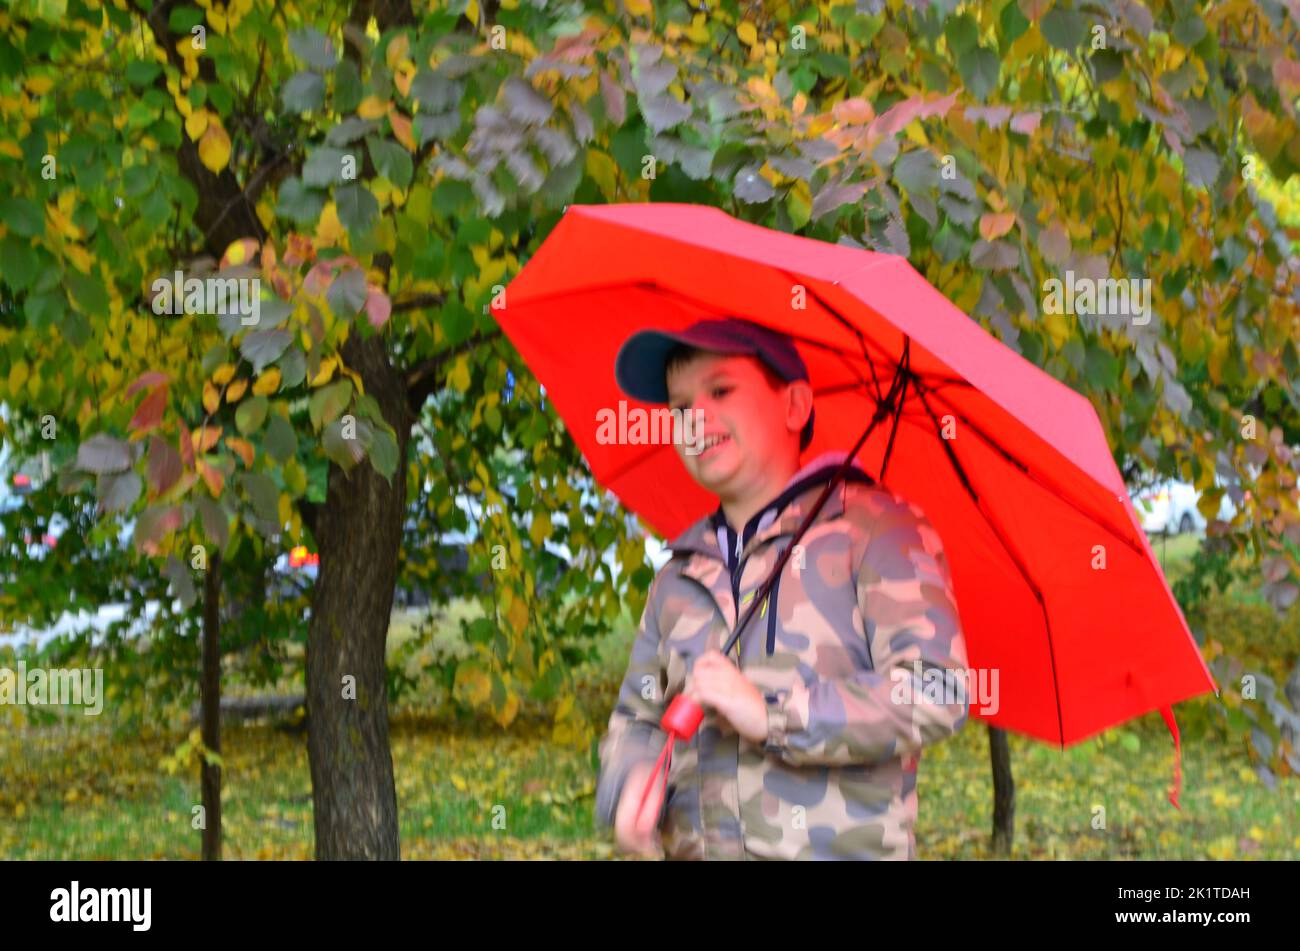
[405,329,503,412]
[391,293,446,313]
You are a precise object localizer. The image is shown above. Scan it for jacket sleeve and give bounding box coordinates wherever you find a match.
[763,494,969,768]
[594,567,671,830]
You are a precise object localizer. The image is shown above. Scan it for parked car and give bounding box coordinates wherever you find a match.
[1131,478,1236,535]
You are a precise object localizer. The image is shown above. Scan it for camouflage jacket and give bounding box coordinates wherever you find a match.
[595,454,969,860]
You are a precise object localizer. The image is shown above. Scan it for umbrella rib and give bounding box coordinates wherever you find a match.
[913,381,1144,559]
[772,270,886,405]
[912,382,1068,749]
[878,339,912,483]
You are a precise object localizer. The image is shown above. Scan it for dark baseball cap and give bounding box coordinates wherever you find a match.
[614,317,814,450]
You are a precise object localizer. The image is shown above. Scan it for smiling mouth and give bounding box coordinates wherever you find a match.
[697,434,731,458]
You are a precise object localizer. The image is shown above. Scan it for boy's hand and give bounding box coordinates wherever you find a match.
[685,650,769,745]
[614,761,664,858]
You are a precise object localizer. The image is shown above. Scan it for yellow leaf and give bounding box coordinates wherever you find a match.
[465,0,480,24]
[339,364,365,397]
[65,244,94,274]
[203,381,221,414]
[185,109,209,141]
[450,774,468,792]
[25,75,53,96]
[225,436,254,467]
[623,0,650,15]
[315,202,344,247]
[979,212,1017,241]
[386,35,409,70]
[529,511,552,545]
[358,95,388,119]
[506,589,528,635]
[737,21,758,46]
[225,378,248,402]
[310,355,338,387]
[389,109,415,151]
[585,150,618,200]
[394,62,415,99]
[212,363,237,385]
[199,121,231,172]
[448,354,471,392]
[8,360,28,396]
[0,141,22,159]
[252,368,281,395]
[196,458,224,497]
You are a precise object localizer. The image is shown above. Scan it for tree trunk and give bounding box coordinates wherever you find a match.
[305,333,412,860]
[200,551,222,861]
[988,724,1015,856]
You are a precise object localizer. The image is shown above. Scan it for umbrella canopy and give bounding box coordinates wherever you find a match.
[499,202,1216,805]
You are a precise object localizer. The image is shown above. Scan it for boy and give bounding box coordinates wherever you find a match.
[594,316,969,860]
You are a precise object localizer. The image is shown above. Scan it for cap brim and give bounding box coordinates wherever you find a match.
[614,328,751,404]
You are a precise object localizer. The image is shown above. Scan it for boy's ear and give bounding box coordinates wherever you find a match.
[785,380,814,439]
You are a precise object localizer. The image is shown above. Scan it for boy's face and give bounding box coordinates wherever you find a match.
[666,352,810,497]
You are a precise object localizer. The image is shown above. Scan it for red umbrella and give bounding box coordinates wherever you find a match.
[498,201,1217,807]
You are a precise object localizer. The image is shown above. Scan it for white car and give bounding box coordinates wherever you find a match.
[1131,479,1236,535]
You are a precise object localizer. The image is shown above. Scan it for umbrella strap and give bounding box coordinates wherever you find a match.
[1159,705,1183,811]
[636,731,676,822]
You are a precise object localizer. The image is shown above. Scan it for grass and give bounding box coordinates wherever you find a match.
[2,528,1296,860]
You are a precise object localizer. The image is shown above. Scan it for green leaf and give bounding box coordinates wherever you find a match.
[335,183,378,236]
[195,495,229,551]
[235,395,269,434]
[125,60,162,87]
[66,270,108,315]
[265,413,298,463]
[240,472,280,523]
[279,347,307,389]
[326,267,367,316]
[367,136,413,189]
[322,416,370,469]
[98,470,142,513]
[284,457,307,497]
[1090,49,1123,83]
[163,555,197,609]
[1040,7,1085,51]
[167,6,205,31]
[368,427,398,482]
[998,1,1030,48]
[0,235,37,290]
[309,380,353,431]
[334,60,363,113]
[944,13,979,56]
[240,329,293,373]
[303,147,352,187]
[78,433,131,472]
[282,71,325,112]
[957,46,1000,101]
[0,198,44,237]
[288,27,337,72]
[1172,15,1207,48]
[276,177,326,224]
